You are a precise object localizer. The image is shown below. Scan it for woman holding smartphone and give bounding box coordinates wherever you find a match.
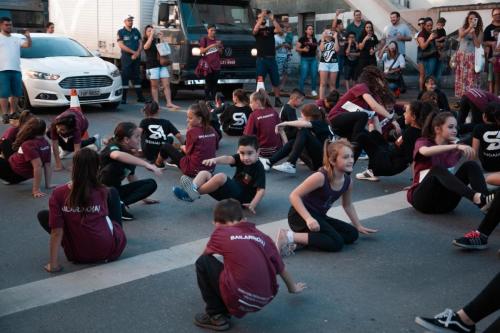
[455,11,484,98]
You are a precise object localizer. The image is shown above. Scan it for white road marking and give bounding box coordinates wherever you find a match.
[0,191,409,317]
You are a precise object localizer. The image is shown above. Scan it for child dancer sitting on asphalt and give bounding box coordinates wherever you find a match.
[155,101,219,177]
[194,199,306,331]
[0,117,54,198]
[172,135,265,214]
[218,89,252,136]
[275,139,377,256]
[260,104,331,174]
[407,112,495,215]
[38,149,126,273]
[471,102,500,173]
[139,101,184,163]
[279,89,305,141]
[315,90,340,114]
[99,122,162,221]
[0,110,33,159]
[243,89,282,157]
[355,101,434,181]
[48,108,99,171]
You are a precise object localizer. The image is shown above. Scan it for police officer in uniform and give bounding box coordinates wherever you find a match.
[117,15,145,104]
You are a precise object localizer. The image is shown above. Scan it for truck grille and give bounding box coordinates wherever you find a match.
[59,76,113,89]
[221,46,255,67]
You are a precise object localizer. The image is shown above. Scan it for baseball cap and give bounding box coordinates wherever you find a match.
[124,15,134,21]
[418,18,425,25]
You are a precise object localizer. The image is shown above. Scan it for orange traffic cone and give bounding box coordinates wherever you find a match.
[256,76,265,92]
[69,88,81,111]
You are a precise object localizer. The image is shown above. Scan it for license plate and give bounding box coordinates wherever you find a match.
[78,89,101,97]
[221,58,236,66]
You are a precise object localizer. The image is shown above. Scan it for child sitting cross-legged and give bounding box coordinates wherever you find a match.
[193,199,306,331]
[172,135,265,214]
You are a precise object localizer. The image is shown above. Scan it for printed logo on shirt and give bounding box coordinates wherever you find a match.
[232,112,248,126]
[256,114,274,121]
[148,125,167,141]
[230,234,265,246]
[198,133,216,139]
[62,205,102,213]
[322,41,337,62]
[483,131,500,151]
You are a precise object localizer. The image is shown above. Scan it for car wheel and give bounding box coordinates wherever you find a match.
[17,86,32,111]
[101,102,120,111]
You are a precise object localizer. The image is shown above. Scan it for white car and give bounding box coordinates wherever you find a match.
[19,33,122,110]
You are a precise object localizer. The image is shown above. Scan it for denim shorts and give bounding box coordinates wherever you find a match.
[0,70,23,98]
[146,67,170,80]
[256,57,280,87]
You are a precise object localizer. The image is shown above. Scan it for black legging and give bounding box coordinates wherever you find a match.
[158,142,185,166]
[355,130,408,176]
[411,161,488,214]
[463,273,500,333]
[37,186,123,231]
[458,95,484,134]
[477,189,500,236]
[204,70,220,101]
[269,128,323,170]
[331,112,369,142]
[195,254,228,316]
[117,179,157,206]
[0,157,28,184]
[57,136,96,152]
[288,206,359,252]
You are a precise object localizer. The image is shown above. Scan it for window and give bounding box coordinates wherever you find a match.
[299,12,315,36]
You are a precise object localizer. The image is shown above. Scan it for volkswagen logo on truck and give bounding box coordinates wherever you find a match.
[224,47,232,57]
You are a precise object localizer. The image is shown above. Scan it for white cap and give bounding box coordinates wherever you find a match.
[124,15,134,21]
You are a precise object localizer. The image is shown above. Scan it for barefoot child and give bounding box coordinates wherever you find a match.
[0,117,54,198]
[194,199,306,331]
[276,139,377,256]
[38,149,126,272]
[172,135,265,214]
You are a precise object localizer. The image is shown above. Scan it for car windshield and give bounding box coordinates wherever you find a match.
[180,1,252,33]
[21,37,92,58]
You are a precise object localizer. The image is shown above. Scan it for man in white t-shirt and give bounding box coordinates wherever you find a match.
[380,11,412,56]
[0,17,31,123]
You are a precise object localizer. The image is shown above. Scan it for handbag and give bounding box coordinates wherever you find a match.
[474,45,485,73]
[420,38,437,59]
[195,57,212,77]
[384,56,402,82]
[449,52,457,69]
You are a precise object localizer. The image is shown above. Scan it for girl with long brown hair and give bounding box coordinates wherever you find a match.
[0,117,53,198]
[37,149,126,273]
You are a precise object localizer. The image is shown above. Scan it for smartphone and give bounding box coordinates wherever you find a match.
[472,17,478,27]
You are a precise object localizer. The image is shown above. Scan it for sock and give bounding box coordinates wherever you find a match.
[286,230,294,243]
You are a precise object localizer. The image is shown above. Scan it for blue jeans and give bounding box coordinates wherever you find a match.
[422,57,443,82]
[336,55,345,89]
[299,57,318,92]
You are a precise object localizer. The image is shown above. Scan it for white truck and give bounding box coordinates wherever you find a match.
[49,0,257,95]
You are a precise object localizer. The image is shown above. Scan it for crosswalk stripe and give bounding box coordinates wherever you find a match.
[0,191,409,318]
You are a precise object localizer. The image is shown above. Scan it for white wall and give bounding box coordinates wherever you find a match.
[411,0,499,10]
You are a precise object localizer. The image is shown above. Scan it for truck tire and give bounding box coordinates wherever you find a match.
[101,102,120,111]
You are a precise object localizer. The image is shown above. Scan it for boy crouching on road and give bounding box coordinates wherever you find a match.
[194,199,306,331]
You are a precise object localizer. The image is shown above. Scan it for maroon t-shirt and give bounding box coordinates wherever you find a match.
[464,89,500,112]
[1,126,19,141]
[49,185,127,263]
[200,37,222,71]
[180,126,218,177]
[328,83,373,122]
[407,138,461,203]
[204,222,285,318]
[243,107,282,157]
[9,137,51,179]
[50,109,89,144]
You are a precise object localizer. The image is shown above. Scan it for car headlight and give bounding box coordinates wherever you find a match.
[25,71,60,80]
[251,48,258,56]
[110,69,121,77]
[191,47,201,56]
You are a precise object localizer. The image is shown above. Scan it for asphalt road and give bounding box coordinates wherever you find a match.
[0,90,498,333]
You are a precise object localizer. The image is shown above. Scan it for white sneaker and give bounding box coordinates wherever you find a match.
[356,168,380,181]
[259,157,271,172]
[180,175,200,200]
[275,229,296,257]
[272,162,296,174]
[84,144,99,152]
[358,151,369,160]
[311,90,318,97]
